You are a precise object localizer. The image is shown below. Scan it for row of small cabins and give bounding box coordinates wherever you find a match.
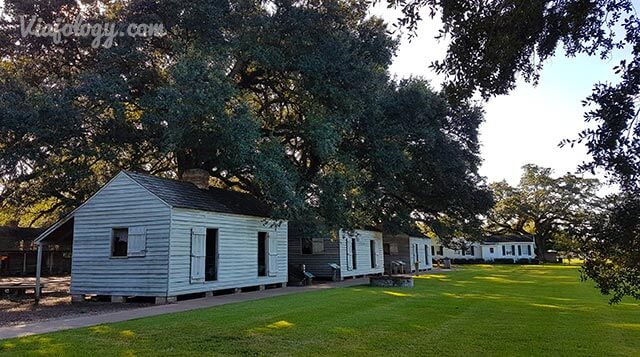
[29,170,535,303]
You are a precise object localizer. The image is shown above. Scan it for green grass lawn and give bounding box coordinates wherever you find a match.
[2,265,639,356]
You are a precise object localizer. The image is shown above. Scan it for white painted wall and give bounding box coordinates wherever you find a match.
[71,173,172,297]
[168,208,288,295]
[480,242,535,261]
[338,229,384,278]
[433,240,536,262]
[409,236,433,271]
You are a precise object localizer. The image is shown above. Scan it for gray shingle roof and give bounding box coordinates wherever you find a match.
[481,235,534,243]
[124,171,272,218]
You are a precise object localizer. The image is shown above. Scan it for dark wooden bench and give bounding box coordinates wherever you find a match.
[0,284,44,296]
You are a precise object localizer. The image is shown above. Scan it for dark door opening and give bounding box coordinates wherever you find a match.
[258,232,267,277]
[370,240,376,269]
[351,238,357,270]
[205,229,218,281]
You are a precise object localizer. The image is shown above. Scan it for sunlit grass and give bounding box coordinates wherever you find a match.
[2,265,639,356]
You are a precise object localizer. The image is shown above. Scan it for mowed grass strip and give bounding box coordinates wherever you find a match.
[2,265,639,356]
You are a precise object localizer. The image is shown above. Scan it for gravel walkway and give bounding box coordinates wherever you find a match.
[0,276,150,327]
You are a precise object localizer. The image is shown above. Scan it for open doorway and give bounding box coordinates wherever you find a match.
[351,238,357,270]
[258,232,268,277]
[370,240,376,269]
[205,229,218,281]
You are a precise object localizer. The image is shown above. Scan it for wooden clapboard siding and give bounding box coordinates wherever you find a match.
[338,229,384,278]
[167,208,287,295]
[383,234,433,272]
[71,173,171,296]
[382,234,410,273]
[409,236,433,270]
[288,230,341,278]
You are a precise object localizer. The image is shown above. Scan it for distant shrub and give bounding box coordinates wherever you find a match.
[516,258,531,264]
[493,258,515,264]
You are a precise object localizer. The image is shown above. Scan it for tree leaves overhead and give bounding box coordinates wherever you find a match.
[388,0,639,189]
[581,193,640,303]
[0,0,491,238]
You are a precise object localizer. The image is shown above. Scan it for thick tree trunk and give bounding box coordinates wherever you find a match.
[535,236,547,262]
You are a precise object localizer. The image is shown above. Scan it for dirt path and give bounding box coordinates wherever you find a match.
[0,276,149,327]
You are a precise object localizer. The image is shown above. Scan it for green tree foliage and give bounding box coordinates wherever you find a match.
[581,193,640,303]
[386,0,639,300]
[0,0,491,236]
[486,164,603,260]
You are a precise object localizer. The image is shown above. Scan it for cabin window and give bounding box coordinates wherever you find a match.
[111,228,128,257]
[425,245,429,264]
[518,245,522,256]
[527,245,532,255]
[205,229,218,281]
[301,237,324,254]
[370,240,376,269]
[414,244,419,263]
[438,246,443,255]
[383,243,399,255]
[502,245,515,255]
[490,247,495,254]
[431,245,435,256]
[258,232,268,277]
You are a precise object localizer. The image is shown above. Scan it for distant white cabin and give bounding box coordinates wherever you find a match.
[432,235,536,262]
[288,228,384,280]
[35,171,287,303]
[383,232,433,274]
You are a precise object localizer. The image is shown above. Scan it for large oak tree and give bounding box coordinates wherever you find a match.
[486,164,603,260]
[0,0,491,237]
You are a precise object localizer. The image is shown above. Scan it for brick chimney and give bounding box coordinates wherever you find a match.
[182,168,210,190]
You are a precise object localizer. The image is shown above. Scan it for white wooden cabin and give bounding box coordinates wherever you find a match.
[383,232,433,274]
[288,227,384,280]
[35,170,287,303]
[432,235,536,263]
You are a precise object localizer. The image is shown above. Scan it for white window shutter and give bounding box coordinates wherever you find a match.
[312,237,324,254]
[190,227,206,283]
[376,242,382,268]
[127,227,147,257]
[268,232,278,277]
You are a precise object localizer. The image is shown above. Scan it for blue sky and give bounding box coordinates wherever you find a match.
[373,6,626,188]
